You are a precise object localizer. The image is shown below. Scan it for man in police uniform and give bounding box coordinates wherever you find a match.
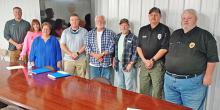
[137,7,170,99]
[164,9,219,110]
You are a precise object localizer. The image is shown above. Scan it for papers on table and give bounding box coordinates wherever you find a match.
[6,66,71,80]
[47,71,71,80]
[6,65,24,70]
[126,107,142,110]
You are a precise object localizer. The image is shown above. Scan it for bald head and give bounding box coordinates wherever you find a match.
[95,15,106,31]
[181,9,198,33]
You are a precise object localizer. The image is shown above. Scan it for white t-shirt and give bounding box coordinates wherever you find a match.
[118,34,126,61]
[97,31,103,53]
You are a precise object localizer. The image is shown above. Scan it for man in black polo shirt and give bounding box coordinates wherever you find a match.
[164,9,219,110]
[137,7,170,99]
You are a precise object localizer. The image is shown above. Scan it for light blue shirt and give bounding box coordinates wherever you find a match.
[60,27,88,61]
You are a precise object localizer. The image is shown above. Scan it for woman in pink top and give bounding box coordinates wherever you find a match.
[20,19,42,61]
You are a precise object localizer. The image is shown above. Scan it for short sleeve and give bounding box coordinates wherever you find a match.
[161,27,171,50]
[206,32,219,62]
[60,29,67,44]
[137,28,143,47]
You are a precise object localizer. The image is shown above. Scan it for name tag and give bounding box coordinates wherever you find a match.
[142,35,147,38]
[127,40,132,43]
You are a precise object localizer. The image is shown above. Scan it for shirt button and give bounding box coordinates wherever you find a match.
[173,78,176,83]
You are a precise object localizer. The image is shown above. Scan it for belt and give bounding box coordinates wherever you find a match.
[166,71,202,79]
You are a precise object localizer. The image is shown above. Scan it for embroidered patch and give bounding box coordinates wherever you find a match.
[189,42,196,48]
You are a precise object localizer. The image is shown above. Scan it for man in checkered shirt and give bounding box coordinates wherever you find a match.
[86,15,116,82]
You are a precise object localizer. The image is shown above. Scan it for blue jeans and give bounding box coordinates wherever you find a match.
[164,71,207,110]
[114,62,137,92]
[89,66,112,81]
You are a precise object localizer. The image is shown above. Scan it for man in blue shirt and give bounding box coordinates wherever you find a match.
[86,15,115,81]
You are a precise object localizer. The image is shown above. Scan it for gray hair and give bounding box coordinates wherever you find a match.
[95,15,106,22]
[182,9,198,21]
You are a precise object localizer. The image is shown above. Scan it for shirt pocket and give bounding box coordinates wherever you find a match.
[168,42,184,56]
[126,40,133,48]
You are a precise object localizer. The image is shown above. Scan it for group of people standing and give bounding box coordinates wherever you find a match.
[4,6,218,110]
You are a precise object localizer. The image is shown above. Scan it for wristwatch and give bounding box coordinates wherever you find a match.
[76,52,80,56]
[151,58,156,62]
[101,52,105,56]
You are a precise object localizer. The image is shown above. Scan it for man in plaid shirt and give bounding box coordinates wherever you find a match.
[86,15,115,81]
[113,18,138,92]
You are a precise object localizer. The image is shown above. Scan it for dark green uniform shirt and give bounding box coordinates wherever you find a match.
[138,23,170,61]
[4,19,30,51]
[165,26,219,75]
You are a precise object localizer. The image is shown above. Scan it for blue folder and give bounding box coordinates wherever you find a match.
[32,68,51,74]
[47,71,71,80]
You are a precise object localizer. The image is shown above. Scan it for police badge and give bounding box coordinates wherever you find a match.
[157,34,162,40]
[189,42,196,48]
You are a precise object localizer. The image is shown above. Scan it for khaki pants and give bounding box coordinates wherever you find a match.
[9,50,21,63]
[139,61,165,99]
[9,50,28,63]
[63,58,87,78]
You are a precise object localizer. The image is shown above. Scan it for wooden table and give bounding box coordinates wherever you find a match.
[0,62,191,110]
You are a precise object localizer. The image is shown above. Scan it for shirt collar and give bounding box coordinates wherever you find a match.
[118,31,131,37]
[95,28,106,32]
[150,23,161,31]
[69,27,81,34]
[181,26,198,36]
[13,19,23,23]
